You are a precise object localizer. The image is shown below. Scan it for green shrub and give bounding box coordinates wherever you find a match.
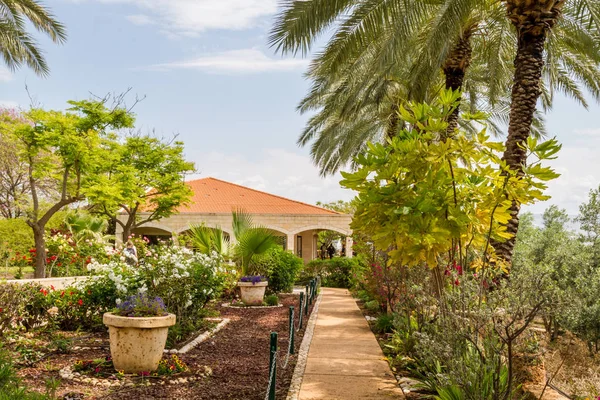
[265,294,279,306]
[365,299,381,313]
[0,345,49,399]
[252,247,303,293]
[304,257,362,288]
[374,314,394,334]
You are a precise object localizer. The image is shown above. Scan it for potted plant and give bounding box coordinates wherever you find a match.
[237,275,268,305]
[189,209,278,305]
[103,293,175,373]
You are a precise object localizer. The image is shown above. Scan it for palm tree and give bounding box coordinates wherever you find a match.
[64,212,111,245]
[271,0,600,265]
[493,0,600,263]
[0,0,66,76]
[188,209,278,276]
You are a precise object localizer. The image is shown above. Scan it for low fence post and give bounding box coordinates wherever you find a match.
[306,284,311,307]
[289,306,295,354]
[298,292,304,330]
[305,286,309,316]
[268,332,277,400]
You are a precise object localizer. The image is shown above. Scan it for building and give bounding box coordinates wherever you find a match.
[115,177,353,263]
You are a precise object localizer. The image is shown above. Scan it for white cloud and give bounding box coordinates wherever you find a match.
[82,0,278,35]
[0,100,18,108]
[0,67,12,82]
[574,128,600,137]
[126,14,154,26]
[188,148,355,205]
[525,133,600,215]
[147,49,308,74]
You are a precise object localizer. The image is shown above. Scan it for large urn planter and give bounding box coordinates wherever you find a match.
[237,281,268,305]
[103,312,176,373]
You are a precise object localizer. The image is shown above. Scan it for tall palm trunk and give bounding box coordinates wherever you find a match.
[442,25,476,136]
[493,0,564,263]
[386,104,400,140]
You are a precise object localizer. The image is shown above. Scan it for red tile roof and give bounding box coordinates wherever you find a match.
[177,177,340,215]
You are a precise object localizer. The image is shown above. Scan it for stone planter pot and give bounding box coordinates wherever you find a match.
[103,312,176,373]
[237,281,268,305]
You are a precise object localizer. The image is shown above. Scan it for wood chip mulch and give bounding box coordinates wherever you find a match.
[17,294,315,400]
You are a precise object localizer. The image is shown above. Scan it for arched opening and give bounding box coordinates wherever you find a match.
[291,226,353,264]
[130,226,173,245]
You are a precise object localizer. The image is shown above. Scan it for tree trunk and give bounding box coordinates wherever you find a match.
[33,224,47,278]
[493,0,562,263]
[122,225,132,243]
[385,104,399,140]
[442,26,475,137]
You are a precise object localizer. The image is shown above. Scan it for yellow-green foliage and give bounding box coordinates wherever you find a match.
[341,91,561,271]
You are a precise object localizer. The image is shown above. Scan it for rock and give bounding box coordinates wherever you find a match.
[398,377,423,392]
[365,315,377,321]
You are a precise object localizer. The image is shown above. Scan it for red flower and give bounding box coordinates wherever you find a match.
[60,291,65,298]
[29,248,36,253]
[454,279,460,286]
[77,299,83,306]
[0,308,3,313]
[50,285,55,291]
[50,255,58,261]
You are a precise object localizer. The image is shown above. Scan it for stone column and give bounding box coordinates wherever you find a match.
[286,234,295,254]
[345,236,354,258]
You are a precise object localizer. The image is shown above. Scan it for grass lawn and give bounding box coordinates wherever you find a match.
[0,266,35,279]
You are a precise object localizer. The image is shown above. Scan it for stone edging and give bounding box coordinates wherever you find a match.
[58,365,209,388]
[285,293,323,400]
[164,318,230,354]
[221,302,283,309]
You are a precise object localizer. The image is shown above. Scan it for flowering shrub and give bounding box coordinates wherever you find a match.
[0,283,52,334]
[115,294,167,317]
[81,245,227,343]
[250,247,304,293]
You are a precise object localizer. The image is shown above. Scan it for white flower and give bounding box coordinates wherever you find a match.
[116,298,122,305]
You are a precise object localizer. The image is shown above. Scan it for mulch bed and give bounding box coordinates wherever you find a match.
[15,294,315,400]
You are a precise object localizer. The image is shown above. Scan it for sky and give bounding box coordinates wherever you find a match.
[2,0,599,217]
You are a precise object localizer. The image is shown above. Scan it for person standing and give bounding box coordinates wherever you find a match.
[123,240,138,266]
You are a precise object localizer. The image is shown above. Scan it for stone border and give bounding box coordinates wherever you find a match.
[164,318,230,354]
[285,293,323,400]
[58,365,210,388]
[221,302,283,309]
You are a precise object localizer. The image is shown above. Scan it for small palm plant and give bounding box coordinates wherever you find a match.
[189,209,278,276]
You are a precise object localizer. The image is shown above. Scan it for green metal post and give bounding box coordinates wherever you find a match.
[298,292,304,329]
[269,332,277,400]
[289,306,295,354]
[306,284,311,306]
[305,286,309,316]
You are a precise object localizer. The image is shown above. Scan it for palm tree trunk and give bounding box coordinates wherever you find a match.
[442,26,475,136]
[493,1,563,264]
[385,104,399,140]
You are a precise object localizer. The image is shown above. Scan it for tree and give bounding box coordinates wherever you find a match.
[0,110,58,218]
[340,94,560,293]
[270,0,597,177]
[89,135,195,241]
[577,185,600,263]
[3,101,135,278]
[494,0,600,262]
[0,0,66,76]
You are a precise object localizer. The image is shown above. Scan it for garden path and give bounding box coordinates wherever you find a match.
[298,287,403,399]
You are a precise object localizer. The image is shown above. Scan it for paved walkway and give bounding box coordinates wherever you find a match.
[298,288,404,400]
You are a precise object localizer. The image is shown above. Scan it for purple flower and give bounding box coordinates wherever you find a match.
[115,293,168,317]
[240,275,267,285]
